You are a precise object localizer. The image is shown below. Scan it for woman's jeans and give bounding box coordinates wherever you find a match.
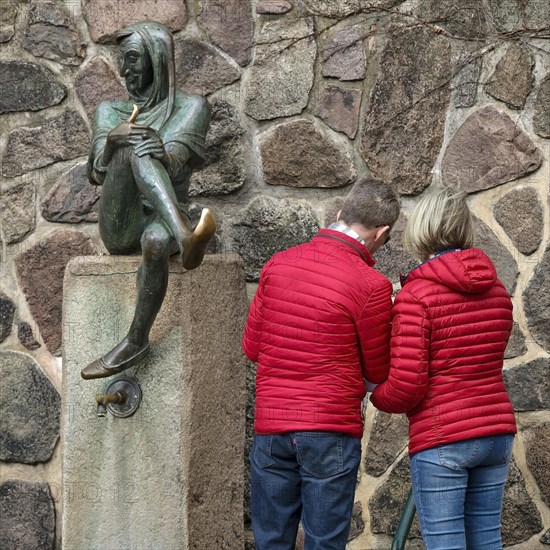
[250,432,361,550]
[410,435,515,550]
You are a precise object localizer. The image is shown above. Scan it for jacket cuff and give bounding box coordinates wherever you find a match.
[364,379,379,393]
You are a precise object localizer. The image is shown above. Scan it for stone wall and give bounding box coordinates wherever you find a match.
[0,1,548,548]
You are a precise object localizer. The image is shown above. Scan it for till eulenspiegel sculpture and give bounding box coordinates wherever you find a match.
[81,21,216,380]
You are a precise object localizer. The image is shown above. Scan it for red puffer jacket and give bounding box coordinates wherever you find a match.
[371,248,517,455]
[243,228,393,438]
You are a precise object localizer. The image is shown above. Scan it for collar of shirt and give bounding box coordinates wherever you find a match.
[328,222,366,247]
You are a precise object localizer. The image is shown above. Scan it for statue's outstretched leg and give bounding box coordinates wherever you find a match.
[81,151,217,380]
[130,154,217,270]
[81,217,172,379]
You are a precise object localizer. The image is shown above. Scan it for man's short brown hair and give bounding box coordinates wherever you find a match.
[339,178,400,229]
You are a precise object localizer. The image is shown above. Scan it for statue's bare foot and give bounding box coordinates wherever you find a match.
[180,208,217,271]
[81,338,150,380]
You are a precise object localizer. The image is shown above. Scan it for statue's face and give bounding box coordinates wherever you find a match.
[119,35,153,96]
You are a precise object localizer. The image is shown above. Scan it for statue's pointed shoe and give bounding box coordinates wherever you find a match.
[81,344,150,380]
[181,208,217,271]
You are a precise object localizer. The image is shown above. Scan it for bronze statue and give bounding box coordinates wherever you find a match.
[81,21,216,380]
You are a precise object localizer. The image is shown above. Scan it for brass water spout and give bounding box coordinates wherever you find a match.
[94,377,141,418]
[96,391,128,417]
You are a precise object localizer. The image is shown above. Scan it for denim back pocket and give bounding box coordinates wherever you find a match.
[483,434,515,466]
[438,438,481,470]
[253,435,276,468]
[295,432,344,478]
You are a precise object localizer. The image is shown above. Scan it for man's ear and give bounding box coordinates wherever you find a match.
[375,225,389,242]
[336,210,342,222]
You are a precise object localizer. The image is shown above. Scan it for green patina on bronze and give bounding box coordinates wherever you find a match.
[81,21,216,380]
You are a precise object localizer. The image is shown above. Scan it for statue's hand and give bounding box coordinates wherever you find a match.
[130,127,167,161]
[104,122,162,163]
[107,122,148,149]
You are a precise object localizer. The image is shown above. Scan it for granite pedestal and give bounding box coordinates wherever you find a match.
[62,255,247,549]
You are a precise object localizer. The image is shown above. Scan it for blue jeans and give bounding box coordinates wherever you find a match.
[410,435,515,550]
[250,432,361,550]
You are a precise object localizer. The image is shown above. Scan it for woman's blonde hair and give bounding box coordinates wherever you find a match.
[403,187,475,261]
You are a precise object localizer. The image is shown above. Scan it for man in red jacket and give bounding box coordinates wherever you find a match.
[243,178,400,550]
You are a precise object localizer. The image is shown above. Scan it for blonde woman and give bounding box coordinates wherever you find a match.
[371,188,516,550]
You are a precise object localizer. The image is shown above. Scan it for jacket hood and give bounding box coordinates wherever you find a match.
[404,248,498,294]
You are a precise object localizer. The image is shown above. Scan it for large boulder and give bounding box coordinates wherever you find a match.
[23,1,86,65]
[442,106,542,193]
[15,231,96,354]
[365,411,409,477]
[485,43,535,109]
[244,18,316,120]
[321,24,365,81]
[314,85,362,139]
[504,358,550,411]
[524,424,550,508]
[494,187,543,255]
[0,480,55,548]
[0,292,16,344]
[414,0,487,38]
[0,0,18,42]
[502,460,544,546]
[360,27,453,195]
[302,0,403,17]
[256,1,293,14]
[0,351,60,463]
[504,322,527,360]
[368,455,421,538]
[474,216,518,295]
[0,61,66,115]
[487,0,550,36]
[2,111,90,178]
[41,163,101,224]
[232,197,320,281]
[532,74,550,139]
[189,100,246,196]
[523,245,550,352]
[75,57,126,121]
[373,213,418,285]
[0,183,36,244]
[175,38,241,96]
[197,0,254,66]
[81,0,188,43]
[452,56,482,108]
[258,119,356,188]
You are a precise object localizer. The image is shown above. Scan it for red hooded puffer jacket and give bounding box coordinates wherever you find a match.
[371,248,517,455]
[243,229,393,438]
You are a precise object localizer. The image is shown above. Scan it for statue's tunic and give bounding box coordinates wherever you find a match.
[88,90,210,205]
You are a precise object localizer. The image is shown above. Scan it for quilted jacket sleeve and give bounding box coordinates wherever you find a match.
[370,289,431,413]
[357,279,393,384]
[242,263,270,362]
